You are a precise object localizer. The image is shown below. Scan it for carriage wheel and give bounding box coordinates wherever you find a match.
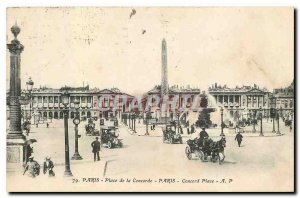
[169,137,173,144]
[185,146,192,160]
[119,141,123,148]
[107,141,112,149]
[179,137,183,144]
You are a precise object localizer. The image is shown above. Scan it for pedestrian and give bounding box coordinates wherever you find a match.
[290,125,292,132]
[36,123,38,128]
[191,124,195,134]
[153,123,156,130]
[23,156,40,178]
[91,137,101,161]
[235,132,243,147]
[43,156,55,177]
[46,123,49,128]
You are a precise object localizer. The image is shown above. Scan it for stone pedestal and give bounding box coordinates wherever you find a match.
[7,138,26,172]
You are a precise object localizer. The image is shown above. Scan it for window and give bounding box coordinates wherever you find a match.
[87,97,92,103]
[43,96,48,103]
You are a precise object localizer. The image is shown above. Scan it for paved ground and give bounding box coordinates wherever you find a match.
[7,118,294,192]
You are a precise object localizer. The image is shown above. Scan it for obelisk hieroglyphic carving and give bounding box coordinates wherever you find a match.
[161,39,168,118]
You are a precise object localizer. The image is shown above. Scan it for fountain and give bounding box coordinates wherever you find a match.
[194,91,216,128]
[206,93,232,126]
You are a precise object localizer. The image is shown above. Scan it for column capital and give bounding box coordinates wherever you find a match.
[7,41,24,54]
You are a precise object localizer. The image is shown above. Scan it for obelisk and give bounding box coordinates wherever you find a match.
[161,39,168,119]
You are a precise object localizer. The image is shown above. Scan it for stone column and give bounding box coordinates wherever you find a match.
[7,24,24,140]
[7,24,26,169]
[222,95,224,105]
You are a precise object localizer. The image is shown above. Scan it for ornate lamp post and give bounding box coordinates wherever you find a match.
[72,98,82,160]
[252,110,256,133]
[26,77,34,122]
[270,94,276,133]
[61,90,73,177]
[259,106,264,136]
[129,113,131,129]
[176,110,180,134]
[145,109,151,136]
[276,108,281,135]
[220,107,224,136]
[133,113,136,133]
[132,114,134,131]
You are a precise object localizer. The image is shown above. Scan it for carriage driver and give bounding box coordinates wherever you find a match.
[199,127,209,147]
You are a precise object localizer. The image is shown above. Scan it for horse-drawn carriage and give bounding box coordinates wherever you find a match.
[100,126,122,149]
[185,137,226,165]
[162,124,183,144]
[85,119,100,136]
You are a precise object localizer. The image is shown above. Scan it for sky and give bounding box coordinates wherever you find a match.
[6,7,294,96]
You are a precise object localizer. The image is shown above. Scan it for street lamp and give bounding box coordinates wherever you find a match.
[26,77,34,122]
[61,90,73,177]
[220,107,224,136]
[145,108,151,136]
[71,98,82,160]
[133,113,136,133]
[270,94,276,133]
[276,108,281,135]
[252,110,256,133]
[129,113,131,129]
[176,110,180,134]
[259,106,264,136]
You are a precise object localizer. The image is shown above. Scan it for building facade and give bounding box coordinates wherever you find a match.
[141,85,201,123]
[20,85,134,123]
[208,83,271,121]
[272,80,294,118]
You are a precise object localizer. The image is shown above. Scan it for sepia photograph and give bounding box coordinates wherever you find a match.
[5,7,294,192]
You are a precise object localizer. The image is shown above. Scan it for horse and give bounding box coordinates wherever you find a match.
[199,138,226,165]
[213,138,226,165]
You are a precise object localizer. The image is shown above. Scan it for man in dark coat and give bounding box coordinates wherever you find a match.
[191,124,195,134]
[235,132,243,147]
[199,128,209,144]
[91,137,101,161]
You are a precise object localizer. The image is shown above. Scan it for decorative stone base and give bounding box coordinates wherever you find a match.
[7,137,26,172]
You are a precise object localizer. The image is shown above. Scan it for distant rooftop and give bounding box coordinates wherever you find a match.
[208,83,269,93]
[147,84,200,94]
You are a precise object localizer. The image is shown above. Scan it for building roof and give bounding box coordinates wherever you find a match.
[146,85,200,94]
[208,83,269,93]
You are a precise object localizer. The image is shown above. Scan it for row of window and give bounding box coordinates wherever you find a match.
[32,96,93,103]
